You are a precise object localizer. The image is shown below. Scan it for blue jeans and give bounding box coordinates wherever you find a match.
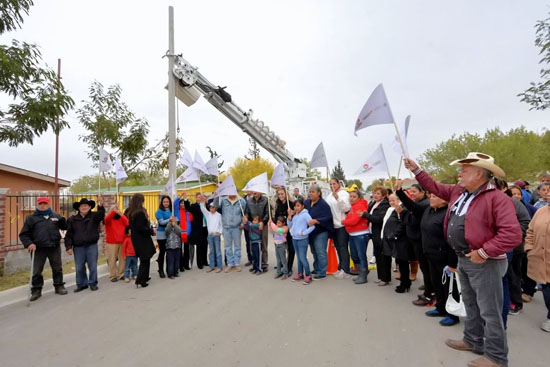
[310,231,329,277]
[349,233,369,270]
[223,227,242,267]
[251,241,262,272]
[124,256,138,278]
[293,238,310,276]
[74,244,98,287]
[166,248,181,277]
[208,235,223,269]
[542,283,550,319]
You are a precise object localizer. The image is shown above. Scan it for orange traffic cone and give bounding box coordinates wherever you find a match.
[326,239,338,275]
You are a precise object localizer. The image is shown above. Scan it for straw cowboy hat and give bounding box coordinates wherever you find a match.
[450,152,505,178]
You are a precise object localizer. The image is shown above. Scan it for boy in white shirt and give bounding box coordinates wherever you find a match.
[200,197,224,273]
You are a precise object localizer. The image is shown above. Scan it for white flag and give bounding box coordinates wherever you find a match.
[163,177,177,198]
[213,175,238,197]
[205,157,219,176]
[392,115,410,157]
[99,148,113,172]
[175,167,200,183]
[192,150,209,175]
[271,163,286,187]
[115,157,128,184]
[310,142,329,169]
[179,148,193,168]
[354,83,395,136]
[242,172,269,194]
[354,144,389,176]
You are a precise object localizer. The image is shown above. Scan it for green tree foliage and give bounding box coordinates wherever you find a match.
[519,12,550,110]
[0,0,74,146]
[418,127,549,182]
[331,160,346,183]
[228,157,274,191]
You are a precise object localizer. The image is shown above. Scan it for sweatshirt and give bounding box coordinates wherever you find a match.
[325,188,351,228]
[121,236,136,257]
[269,222,288,244]
[104,210,129,244]
[200,203,223,235]
[288,209,315,240]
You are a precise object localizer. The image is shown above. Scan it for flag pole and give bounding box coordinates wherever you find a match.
[380,145,393,186]
[397,156,403,180]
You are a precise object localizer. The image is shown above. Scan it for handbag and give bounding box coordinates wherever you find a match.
[445,272,467,318]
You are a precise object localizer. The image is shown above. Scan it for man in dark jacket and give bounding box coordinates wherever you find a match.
[405,153,522,367]
[19,197,68,301]
[245,192,269,271]
[65,197,105,292]
[183,192,209,269]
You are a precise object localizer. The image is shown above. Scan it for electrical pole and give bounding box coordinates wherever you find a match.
[168,6,176,211]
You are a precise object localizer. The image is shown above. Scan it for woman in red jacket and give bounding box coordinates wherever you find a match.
[104,204,129,282]
[342,189,370,284]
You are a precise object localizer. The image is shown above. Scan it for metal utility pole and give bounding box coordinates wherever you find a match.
[168,6,176,212]
[54,58,61,212]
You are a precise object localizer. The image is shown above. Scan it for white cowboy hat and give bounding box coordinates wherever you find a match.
[450,152,505,178]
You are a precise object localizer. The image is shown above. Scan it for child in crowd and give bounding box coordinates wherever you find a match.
[243,215,263,274]
[287,198,316,285]
[269,216,289,279]
[165,216,182,279]
[200,199,224,273]
[122,228,138,282]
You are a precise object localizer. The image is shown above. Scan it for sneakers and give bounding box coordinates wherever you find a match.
[313,274,326,279]
[369,256,376,264]
[508,305,522,316]
[341,272,352,279]
[124,278,130,283]
[522,293,532,303]
[333,270,345,279]
[110,278,118,282]
[541,318,550,332]
[425,309,445,317]
[282,274,289,280]
[413,295,435,306]
[440,317,460,326]
[292,273,304,282]
[303,275,312,285]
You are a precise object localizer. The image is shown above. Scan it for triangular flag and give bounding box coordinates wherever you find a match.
[213,175,238,197]
[179,148,193,168]
[310,142,329,169]
[99,147,113,172]
[175,167,200,183]
[242,172,269,194]
[354,83,395,136]
[354,144,389,176]
[205,157,219,176]
[163,177,177,198]
[115,157,128,184]
[392,115,410,157]
[192,150,209,175]
[271,163,286,187]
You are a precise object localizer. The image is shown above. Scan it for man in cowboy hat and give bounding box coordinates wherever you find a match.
[404,153,522,367]
[19,197,68,301]
[65,197,105,292]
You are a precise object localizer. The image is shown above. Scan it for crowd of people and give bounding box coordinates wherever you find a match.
[18,152,550,367]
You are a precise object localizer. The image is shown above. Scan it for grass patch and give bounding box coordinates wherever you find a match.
[0,254,107,292]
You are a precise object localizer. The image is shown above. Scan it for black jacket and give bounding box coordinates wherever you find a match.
[382,208,414,261]
[19,211,67,248]
[65,206,105,250]
[130,211,156,260]
[395,190,429,243]
[184,200,207,244]
[361,197,390,248]
[245,195,269,224]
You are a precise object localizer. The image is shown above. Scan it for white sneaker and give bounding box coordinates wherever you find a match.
[333,270,344,279]
[542,319,550,332]
[369,256,376,264]
[342,272,351,279]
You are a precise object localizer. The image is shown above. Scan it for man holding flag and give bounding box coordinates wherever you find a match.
[243,172,270,272]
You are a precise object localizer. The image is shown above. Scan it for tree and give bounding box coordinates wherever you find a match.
[246,138,260,160]
[0,0,74,146]
[331,160,346,183]
[519,12,550,110]
[418,126,548,182]
[77,82,150,172]
[228,157,275,191]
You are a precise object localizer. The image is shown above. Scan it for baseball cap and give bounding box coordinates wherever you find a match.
[37,197,50,204]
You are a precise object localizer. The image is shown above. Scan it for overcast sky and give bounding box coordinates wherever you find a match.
[1,0,548,185]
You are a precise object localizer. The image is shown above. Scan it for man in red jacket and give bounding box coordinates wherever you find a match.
[104,204,129,282]
[405,153,521,367]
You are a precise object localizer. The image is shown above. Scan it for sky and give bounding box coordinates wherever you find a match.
[1,0,549,186]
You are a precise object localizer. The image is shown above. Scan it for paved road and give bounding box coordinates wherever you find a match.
[0,245,548,367]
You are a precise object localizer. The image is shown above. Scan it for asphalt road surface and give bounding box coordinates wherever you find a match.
[0,245,548,367]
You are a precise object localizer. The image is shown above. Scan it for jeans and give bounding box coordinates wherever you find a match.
[251,241,262,272]
[294,238,310,276]
[349,234,369,270]
[244,229,253,262]
[310,231,329,276]
[208,235,223,269]
[275,242,288,275]
[261,225,269,269]
[542,283,550,319]
[166,248,181,277]
[458,257,509,366]
[223,227,242,267]
[73,244,99,287]
[333,227,350,273]
[124,256,138,279]
[31,246,64,291]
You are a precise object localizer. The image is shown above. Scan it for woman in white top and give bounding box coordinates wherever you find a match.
[325,178,352,278]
